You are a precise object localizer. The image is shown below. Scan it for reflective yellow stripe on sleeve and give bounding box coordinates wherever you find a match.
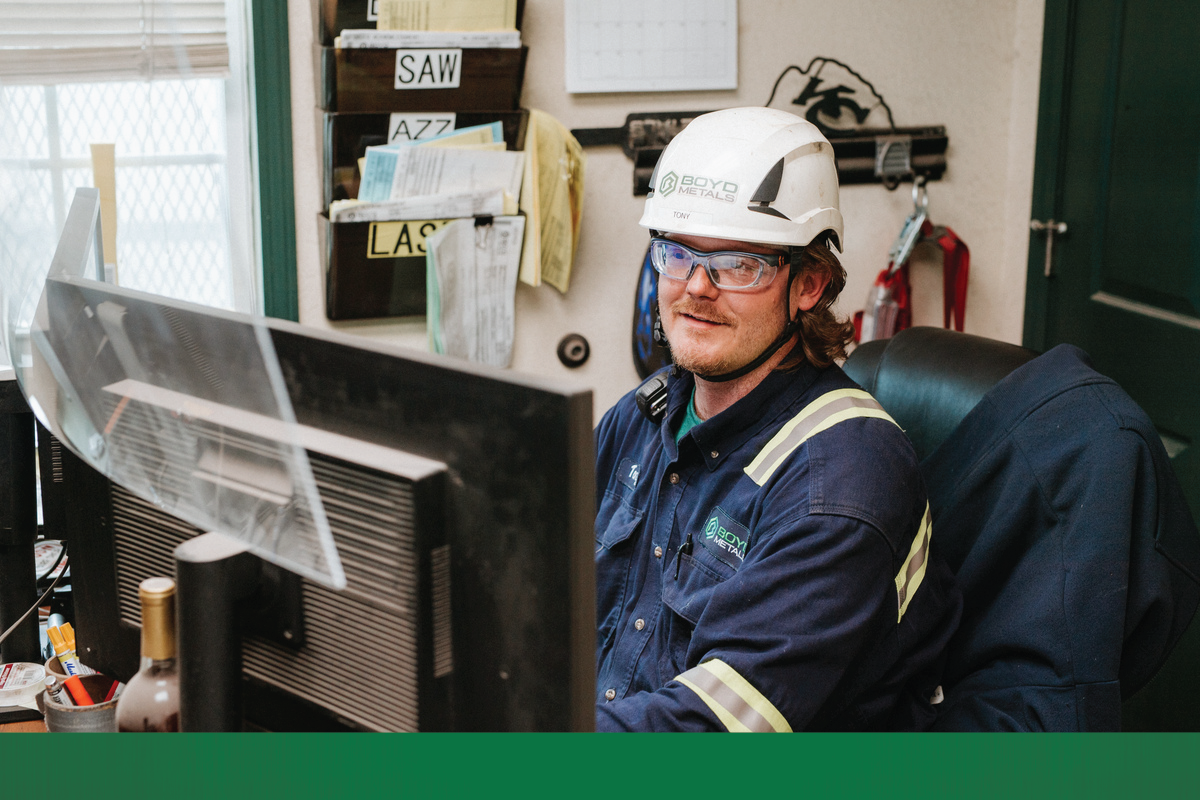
[895,502,933,622]
[744,389,899,486]
[675,659,792,733]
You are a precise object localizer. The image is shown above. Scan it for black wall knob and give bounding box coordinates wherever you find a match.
[556,334,590,368]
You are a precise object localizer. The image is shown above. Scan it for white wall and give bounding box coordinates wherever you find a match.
[287,0,1045,421]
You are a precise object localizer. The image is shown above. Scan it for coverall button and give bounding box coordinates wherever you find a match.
[710,450,719,458]
[654,546,663,558]
[605,688,616,701]
[669,473,679,484]
[634,618,645,631]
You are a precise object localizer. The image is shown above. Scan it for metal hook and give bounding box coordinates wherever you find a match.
[911,174,928,214]
[889,176,930,271]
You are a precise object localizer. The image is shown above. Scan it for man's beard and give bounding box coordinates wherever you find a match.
[665,297,787,378]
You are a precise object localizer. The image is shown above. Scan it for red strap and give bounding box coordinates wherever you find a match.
[935,225,969,332]
[855,223,967,341]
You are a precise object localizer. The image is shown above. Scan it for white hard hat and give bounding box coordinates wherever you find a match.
[639,107,843,250]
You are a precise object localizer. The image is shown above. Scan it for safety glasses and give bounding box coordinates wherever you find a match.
[649,238,786,291]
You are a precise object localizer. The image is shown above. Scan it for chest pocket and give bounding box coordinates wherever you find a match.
[661,551,728,627]
[595,494,644,639]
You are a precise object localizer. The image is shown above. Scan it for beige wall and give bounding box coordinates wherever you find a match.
[287,0,1045,420]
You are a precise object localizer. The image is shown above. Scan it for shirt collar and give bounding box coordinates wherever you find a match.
[663,360,823,470]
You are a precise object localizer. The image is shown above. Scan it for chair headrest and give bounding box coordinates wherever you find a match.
[842,327,1038,461]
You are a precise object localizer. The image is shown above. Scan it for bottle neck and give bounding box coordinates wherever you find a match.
[140,595,177,662]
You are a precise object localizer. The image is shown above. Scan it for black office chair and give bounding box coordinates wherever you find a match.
[844,327,1200,731]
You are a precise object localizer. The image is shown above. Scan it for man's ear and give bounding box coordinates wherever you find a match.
[791,267,831,314]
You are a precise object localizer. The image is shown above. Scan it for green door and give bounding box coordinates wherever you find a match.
[1024,0,1200,730]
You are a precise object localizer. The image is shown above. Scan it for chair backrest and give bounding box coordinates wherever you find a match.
[843,327,1036,461]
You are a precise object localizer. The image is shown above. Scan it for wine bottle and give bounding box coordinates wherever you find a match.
[116,577,180,732]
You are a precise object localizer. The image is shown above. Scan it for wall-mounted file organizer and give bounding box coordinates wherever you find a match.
[318,46,528,113]
[321,214,435,320]
[323,110,529,209]
[321,111,529,321]
[317,2,531,322]
[317,0,527,46]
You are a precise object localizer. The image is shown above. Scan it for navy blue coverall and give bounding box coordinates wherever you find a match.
[594,360,961,731]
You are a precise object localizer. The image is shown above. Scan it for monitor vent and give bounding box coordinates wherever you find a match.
[112,488,198,625]
[108,446,425,731]
[431,545,453,679]
[50,436,64,483]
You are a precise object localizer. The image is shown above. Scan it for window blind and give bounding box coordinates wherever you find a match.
[0,1,229,84]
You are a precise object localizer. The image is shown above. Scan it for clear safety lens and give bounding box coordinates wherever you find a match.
[649,238,783,290]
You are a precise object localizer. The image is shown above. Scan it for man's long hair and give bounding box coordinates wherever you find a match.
[780,237,856,370]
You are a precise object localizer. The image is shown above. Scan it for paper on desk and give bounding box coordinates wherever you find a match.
[518,110,586,293]
[330,189,516,223]
[358,146,525,204]
[377,0,518,32]
[426,216,526,368]
[337,29,521,48]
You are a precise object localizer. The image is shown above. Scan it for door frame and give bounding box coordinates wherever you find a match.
[1022,0,1127,351]
[1022,0,1070,350]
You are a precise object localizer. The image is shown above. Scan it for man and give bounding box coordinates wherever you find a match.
[594,107,961,731]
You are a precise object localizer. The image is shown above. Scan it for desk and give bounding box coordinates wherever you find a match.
[0,719,45,732]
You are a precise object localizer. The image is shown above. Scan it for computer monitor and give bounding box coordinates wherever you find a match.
[38,276,595,731]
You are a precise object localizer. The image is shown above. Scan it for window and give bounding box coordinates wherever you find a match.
[0,0,297,369]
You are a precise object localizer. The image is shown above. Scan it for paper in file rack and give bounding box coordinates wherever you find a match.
[376,0,519,32]
[329,188,516,223]
[358,145,526,204]
[336,29,521,48]
[426,216,526,368]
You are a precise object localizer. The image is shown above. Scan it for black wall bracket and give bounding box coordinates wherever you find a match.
[571,113,947,195]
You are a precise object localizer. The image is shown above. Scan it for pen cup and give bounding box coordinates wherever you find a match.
[37,674,119,733]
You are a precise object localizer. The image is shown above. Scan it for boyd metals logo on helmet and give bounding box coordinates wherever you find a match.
[658,171,679,197]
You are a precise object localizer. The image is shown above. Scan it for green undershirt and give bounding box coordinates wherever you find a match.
[675,389,703,443]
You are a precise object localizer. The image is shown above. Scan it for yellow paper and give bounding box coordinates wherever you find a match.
[424,141,506,152]
[518,110,586,293]
[416,128,498,149]
[89,143,118,281]
[378,0,518,32]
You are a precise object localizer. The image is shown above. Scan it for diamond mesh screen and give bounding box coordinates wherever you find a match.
[0,79,241,313]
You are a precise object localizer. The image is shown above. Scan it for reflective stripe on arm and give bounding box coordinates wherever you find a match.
[895,502,932,622]
[744,389,899,486]
[675,659,792,732]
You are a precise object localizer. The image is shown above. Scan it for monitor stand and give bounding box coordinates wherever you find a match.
[174,532,305,732]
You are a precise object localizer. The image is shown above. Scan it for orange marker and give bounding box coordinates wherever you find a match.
[63,675,94,706]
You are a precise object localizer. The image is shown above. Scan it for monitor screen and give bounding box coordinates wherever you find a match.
[41,277,595,731]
